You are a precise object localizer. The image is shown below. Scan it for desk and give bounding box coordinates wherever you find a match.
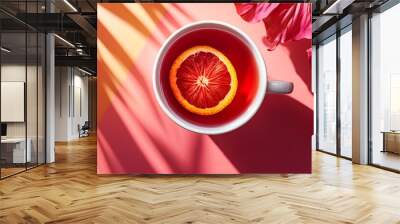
[382,131,400,154]
[1,138,31,163]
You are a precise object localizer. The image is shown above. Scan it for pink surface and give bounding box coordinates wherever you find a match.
[97,3,313,174]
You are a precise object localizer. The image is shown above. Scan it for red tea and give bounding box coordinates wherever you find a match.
[159,28,259,127]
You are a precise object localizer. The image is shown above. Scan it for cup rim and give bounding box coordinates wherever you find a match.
[153,20,267,135]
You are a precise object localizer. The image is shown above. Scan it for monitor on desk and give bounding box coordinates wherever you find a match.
[1,123,7,138]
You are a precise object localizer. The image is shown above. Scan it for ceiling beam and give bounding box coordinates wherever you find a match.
[55,55,96,72]
[67,13,96,39]
[312,15,335,33]
[322,0,356,15]
[12,13,82,32]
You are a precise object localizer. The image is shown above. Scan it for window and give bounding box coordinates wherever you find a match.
[0,1,46,179]
[339,27,352,158]
[370,3,400,171]
[317,35,337,154]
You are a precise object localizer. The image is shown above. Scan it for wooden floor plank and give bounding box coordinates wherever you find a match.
[0,135,400,223]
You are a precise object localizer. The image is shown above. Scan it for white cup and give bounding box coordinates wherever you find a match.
[153,20,293,135]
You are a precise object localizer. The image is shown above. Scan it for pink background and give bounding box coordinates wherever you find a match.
[97,3,313,174]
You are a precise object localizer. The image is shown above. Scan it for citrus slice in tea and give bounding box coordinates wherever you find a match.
[169,45,238,116]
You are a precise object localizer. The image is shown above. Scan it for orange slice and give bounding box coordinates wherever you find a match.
[169,45,238,116]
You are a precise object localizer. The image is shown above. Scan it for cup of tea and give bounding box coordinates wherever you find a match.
[153,20,293,135]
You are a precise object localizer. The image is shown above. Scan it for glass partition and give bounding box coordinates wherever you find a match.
[0,1,46,179]
[317,35,337,154]
[1,30,28,177]
[38,32,45,165]
[339,27,352,158]
[26,0,41,169]
[27,30,38,169]
[370,3,400,171]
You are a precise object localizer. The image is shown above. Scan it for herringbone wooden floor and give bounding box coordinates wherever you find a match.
[1,135,400,224]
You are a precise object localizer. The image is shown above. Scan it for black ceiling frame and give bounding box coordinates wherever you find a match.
[373,0,400,12]
[312,0,400,45]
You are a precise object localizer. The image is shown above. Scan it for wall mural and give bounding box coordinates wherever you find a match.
[97,3,313,174]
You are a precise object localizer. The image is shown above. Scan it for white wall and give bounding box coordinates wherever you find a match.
[1,65,27,141]
[55,66,70,141]
[54,67,89,141]
[1,63,46,164]
[1,65,37,137]
[72,73,89,137]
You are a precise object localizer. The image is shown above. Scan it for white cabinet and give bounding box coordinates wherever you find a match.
[1,138,32,163]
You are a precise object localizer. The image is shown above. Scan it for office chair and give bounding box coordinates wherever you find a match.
[79,121,90,138]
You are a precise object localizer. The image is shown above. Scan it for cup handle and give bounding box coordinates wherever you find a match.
[267,80,293,94]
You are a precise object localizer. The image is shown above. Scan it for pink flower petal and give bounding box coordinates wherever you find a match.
[262,3,312,50]
[236,3,312,50]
